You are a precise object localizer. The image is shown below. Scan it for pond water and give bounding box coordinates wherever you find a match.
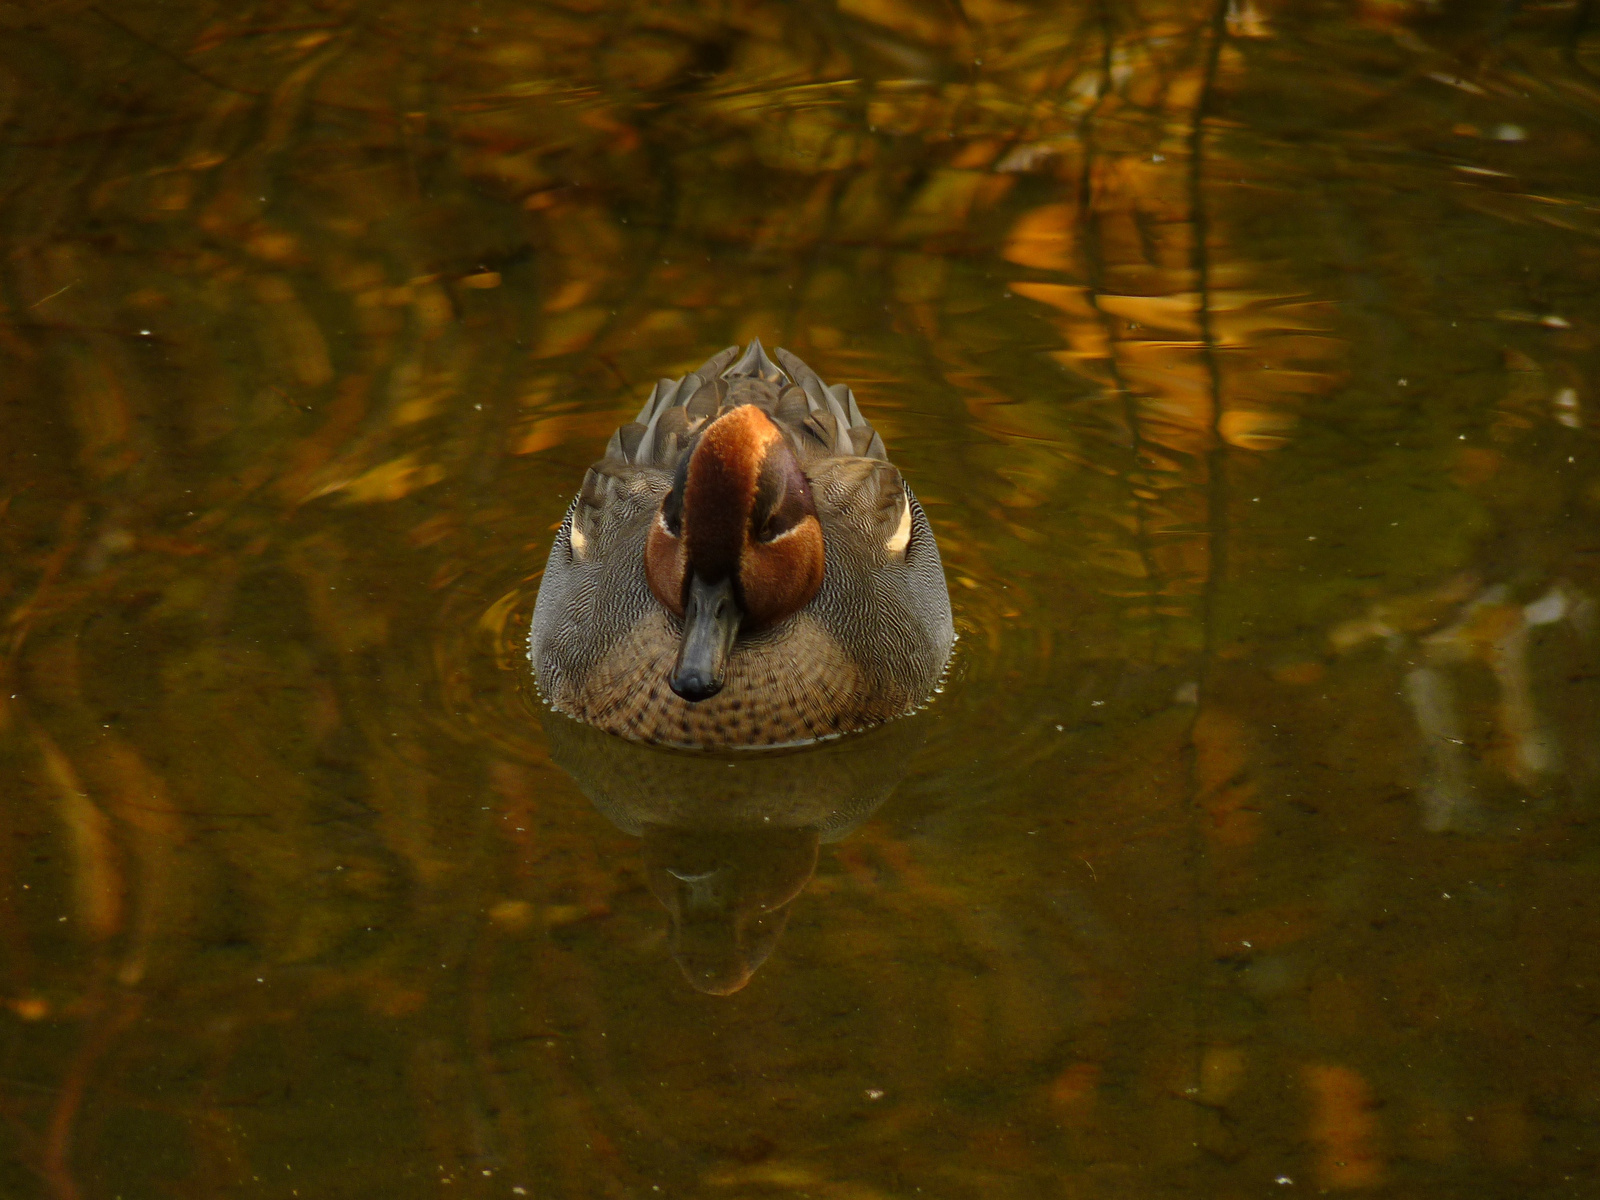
[3,0,1600,1196]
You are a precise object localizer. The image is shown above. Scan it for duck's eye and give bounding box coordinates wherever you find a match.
[660,456,689,537]
[659,505,682,539]
[751,451,813,544]
[754,490,810,543]
[659,493,684,539]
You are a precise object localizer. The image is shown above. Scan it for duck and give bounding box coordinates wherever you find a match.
[529,340,954,749]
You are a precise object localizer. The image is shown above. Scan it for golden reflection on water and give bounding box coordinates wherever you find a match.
[2,0,1600,1196]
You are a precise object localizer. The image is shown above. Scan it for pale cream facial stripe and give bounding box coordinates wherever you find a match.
[763,519,810,545]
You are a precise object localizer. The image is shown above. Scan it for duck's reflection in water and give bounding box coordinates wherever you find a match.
[640,828,815,994]
[542,713,928,993]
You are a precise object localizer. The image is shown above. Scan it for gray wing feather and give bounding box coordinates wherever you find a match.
[694,344,742,380]
[823,385,855,454]
[727,338,785,382]
[773,348,831,414]
[634,377,689,465]
[620,346,892,468]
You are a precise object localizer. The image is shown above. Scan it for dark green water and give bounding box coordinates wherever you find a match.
[3,1,1600,1196]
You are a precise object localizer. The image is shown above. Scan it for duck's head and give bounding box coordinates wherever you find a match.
[644,404,825,702]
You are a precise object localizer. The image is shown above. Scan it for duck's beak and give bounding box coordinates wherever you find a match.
[670,574,741,701]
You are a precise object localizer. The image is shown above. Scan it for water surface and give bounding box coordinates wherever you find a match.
[3,1,1600,1196]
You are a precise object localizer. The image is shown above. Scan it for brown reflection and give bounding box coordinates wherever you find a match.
[1334,575,1599,832]
[643,829,816,995]
[543,711,925,993]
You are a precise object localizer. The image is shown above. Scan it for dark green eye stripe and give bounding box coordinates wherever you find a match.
[751,445,813,543]
[661,453,691,536]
